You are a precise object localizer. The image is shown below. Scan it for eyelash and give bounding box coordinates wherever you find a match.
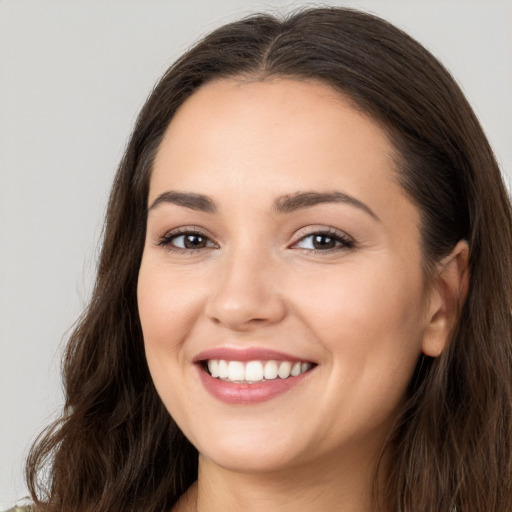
[157,227,354,254]
[157,228,217,254]
[291,228,354,253]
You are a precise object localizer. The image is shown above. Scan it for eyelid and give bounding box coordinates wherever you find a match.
[156,225,219,251]
[154,224,354,253]
[289,226,355,251]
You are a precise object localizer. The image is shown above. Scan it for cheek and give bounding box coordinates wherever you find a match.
[137,258,206,358]
[137,258,209,420]
[289,259,426,372]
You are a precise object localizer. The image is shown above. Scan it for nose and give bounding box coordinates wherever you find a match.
[205,249,287,332]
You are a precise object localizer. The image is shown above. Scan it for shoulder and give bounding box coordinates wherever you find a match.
[3,507,34,512]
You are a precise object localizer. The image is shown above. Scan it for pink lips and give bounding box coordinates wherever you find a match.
[193,347,306,363]
[194,347,315,405]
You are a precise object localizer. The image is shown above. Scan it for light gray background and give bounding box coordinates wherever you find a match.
[1,0,511,507]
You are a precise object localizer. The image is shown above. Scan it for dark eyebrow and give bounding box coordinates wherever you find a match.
[148,189,378,221]
[272,191,380,221]
[148,191,217,213]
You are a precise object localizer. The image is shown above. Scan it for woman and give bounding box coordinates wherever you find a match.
[19,6,512,512]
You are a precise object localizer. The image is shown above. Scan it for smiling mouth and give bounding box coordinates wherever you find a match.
[203,359,314,384]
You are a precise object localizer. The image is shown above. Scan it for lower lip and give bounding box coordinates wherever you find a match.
[197,365,312,404]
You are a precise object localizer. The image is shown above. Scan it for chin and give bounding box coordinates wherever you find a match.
[199,443,300,474]
[190,424,311,474]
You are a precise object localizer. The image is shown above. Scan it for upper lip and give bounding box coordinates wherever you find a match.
[193,347,315,364]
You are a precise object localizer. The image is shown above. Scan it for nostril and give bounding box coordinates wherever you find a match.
[205,292,287,331]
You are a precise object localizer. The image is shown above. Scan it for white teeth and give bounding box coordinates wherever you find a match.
[301,362,311,373]
[245,361,264,382]
[278,361,292,379]
[206,359,313,383]
[263,360,278,380]
[291,361,301,377]
[207,359,219,377]
[228,361,245,381]
[218,359,229,379]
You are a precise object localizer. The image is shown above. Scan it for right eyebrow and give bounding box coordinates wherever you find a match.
[272,190,380,221]
[148,191,218,213]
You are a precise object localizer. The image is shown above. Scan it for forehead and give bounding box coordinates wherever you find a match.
[150,78,415,224]
[156,78,394,169]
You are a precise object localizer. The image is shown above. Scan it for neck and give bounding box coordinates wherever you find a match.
[180,441,389,512]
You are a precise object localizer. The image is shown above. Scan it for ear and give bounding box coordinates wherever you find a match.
[421,240,470,357]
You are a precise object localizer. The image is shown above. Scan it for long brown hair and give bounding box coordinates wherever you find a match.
[26,7,512,511]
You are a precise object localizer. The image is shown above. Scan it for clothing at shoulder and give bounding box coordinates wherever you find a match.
[3,507,33,512]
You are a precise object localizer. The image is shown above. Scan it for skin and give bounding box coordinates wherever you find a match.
[137,78,468,512]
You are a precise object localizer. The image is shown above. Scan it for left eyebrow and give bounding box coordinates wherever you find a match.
[272,190,380,221]
[148,191,218,213]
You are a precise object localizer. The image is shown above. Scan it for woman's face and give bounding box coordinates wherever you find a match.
[138,78,436,474]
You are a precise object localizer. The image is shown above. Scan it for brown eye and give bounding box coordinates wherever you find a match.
[294,231,354,251]
[183,234,209,249]
[311,234,337,250]
[158,231,216,251]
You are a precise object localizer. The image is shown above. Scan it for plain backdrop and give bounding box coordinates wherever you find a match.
[1,0,511,507]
